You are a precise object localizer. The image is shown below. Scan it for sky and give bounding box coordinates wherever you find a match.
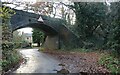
[17,27,33,34]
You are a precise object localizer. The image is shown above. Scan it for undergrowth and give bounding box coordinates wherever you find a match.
[99,52,119,73]
[1,43,22,74]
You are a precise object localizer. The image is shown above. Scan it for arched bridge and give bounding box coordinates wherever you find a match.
[10,9,82,49]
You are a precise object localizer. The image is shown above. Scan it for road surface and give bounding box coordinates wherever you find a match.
[14,49,61,73]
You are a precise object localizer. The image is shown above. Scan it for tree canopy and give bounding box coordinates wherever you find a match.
[32,29,45,46]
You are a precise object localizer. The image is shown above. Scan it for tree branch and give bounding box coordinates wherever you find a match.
[60,2,75,12]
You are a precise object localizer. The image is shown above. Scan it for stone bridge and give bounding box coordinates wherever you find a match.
[10,9,82,50]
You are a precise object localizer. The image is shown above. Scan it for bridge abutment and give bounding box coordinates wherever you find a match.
[43,35,60,50]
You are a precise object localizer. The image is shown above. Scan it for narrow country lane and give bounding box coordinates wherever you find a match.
[13,49,61,73]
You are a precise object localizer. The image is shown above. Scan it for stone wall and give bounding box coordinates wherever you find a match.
[43,35,59,50]
[59,25,83,49]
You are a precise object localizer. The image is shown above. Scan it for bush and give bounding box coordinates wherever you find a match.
[2,42,22,72]
[2,42,14,51]
[99,54,119,73]
[1,6,21,73]
[13,42,22,49]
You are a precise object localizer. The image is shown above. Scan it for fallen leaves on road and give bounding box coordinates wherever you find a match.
[43,50,109,73]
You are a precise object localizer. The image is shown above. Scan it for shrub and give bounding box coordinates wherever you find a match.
[2,42,22,72]
[99,54,119,73]
[13,42,22,49]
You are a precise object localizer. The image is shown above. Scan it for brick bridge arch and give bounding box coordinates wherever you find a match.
[12,22,58,35]
[10,9,82,49]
